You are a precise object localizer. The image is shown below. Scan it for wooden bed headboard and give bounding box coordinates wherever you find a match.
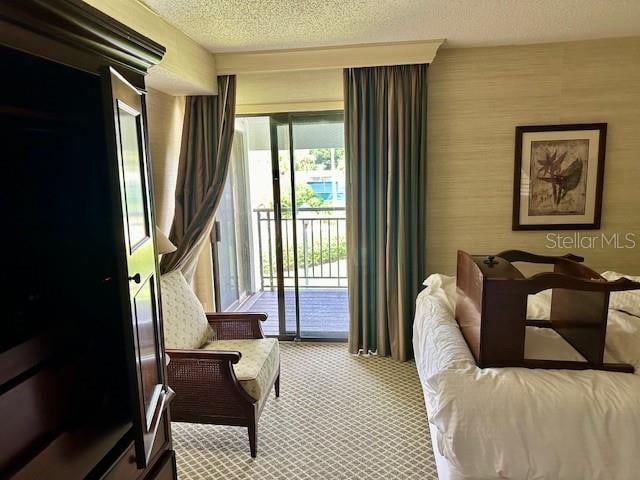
[455,250,640,373]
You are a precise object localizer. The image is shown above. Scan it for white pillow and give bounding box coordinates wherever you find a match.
[160,270,212,349]
[421,274,457,312]
[422,273,456,295]
[601,271,640,318]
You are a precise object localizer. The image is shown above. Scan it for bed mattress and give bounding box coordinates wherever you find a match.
[413,274,640,480]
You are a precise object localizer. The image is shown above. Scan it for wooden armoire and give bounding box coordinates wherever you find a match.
[0,1,178,478]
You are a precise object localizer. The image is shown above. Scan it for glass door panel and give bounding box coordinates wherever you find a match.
[217,116,280,336]
[213,132,255,312]
[291,113,348,339]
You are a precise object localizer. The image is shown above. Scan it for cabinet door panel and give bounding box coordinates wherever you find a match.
[116,101,149,250]
[103,66,168,468]
[102,415,170,480]
[145,451,177,480]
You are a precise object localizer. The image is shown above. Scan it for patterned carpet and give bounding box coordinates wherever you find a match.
[172,342,438,480]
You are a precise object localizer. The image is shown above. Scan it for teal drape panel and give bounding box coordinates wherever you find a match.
[344,64,428,361]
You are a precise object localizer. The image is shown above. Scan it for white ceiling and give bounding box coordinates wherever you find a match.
[140,0,640,53]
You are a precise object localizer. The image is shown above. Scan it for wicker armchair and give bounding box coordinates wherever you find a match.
[160,272,280,458]
[166,312,280,458]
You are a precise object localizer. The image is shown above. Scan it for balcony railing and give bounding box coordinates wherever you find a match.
[255,207,347,289]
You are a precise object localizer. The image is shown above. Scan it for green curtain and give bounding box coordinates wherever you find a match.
[160,75,236,282]
[344,64,428,361]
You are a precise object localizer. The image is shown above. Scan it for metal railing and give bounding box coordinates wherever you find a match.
[255,207,347,289]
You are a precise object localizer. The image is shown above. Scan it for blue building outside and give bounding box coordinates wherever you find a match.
[307,180,345,201]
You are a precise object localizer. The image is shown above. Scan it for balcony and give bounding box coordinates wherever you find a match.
[241,288,349,337]
[235,206,349,337]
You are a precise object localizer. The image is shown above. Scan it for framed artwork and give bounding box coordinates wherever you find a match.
[512,123,607,230]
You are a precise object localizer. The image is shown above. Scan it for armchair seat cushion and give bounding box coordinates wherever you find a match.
[203,338,280,405]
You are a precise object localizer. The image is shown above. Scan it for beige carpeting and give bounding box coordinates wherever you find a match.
[172,342,438,480]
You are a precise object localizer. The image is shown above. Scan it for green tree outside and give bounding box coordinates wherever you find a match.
[309,148,345,170]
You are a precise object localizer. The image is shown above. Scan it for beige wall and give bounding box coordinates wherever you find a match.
[147,89,185,232]
[236,69,343,114]
[426,37,640,276]
[192,243,216,312]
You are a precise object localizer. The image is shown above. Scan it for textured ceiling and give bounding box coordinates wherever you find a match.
[140,0,640,53]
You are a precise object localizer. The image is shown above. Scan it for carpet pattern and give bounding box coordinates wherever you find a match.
[172,342,438,480]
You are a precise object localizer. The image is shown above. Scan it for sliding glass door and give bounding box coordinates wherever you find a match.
[290,113,347,337]
[214,112,348,340]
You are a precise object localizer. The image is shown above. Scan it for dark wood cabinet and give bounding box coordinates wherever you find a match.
[0,1,177,478]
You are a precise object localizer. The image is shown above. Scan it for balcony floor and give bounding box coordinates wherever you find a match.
[238,287,349,338]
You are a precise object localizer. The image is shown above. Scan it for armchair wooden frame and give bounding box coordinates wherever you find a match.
[165,312,280,458]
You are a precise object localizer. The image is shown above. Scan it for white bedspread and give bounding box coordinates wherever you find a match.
[413,274,640,480]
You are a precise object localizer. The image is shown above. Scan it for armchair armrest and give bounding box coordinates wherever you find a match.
[166,348,241,363]
[206,312,267,322]
[165,348,256,420]
[205,312,267,340]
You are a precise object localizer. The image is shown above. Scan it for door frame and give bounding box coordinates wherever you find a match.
[269,114,304,340]
[216,111,347,342]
